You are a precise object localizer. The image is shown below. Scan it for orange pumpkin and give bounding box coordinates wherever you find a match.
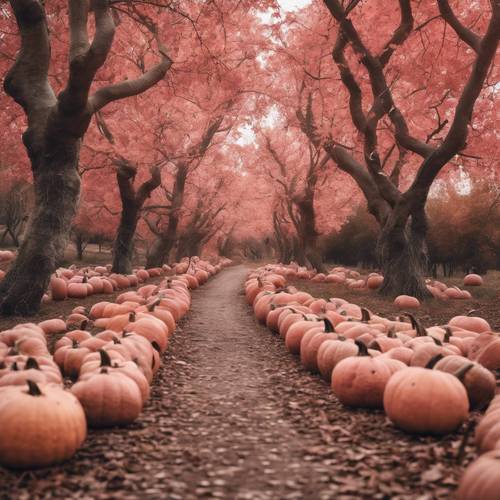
[71,369,143,427]
[457,450,500,500]
[433,355,495,410]
[0,381,86,468]
[317,338,358,382]
[331,344,406,408]
[383,367,469,435]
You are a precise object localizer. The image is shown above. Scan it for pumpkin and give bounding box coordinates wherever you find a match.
[475,408,500,453]
[383,367,469,434]
[449,315,491,334]
[457,450,500,500]
[71,369,143,427]
[474,337,500,371]
[53,340,91,379]
[278,308,312,338]
[79,350,150,403]
[409,343,459,367]
[66,313,89,330]
[124,315,169,353]
[0,357,62,386]
[394,295,420,309]
[0,380,86,468]
[54,330,92,350]
[433,355,495,410]
[285,318,324,355]
[11,337,50,358]
[50,276,67,301]
[38,319,66,335]
[463,274,483,286]
[317,338,358,382]
[67,283,88,299]
[300,319,337,372]
[366,275,384,290]
[331,343,406,408]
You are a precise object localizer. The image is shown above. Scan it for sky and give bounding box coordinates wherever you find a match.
[278,0,312,11]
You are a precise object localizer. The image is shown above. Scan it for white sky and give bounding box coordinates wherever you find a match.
[278,0,312,11]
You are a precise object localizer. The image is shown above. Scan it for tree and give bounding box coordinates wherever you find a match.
[258,128,329,272]
[1,1,170,314]
[293,0,500,297]
[111,157,162,273]
[144,112,231,267]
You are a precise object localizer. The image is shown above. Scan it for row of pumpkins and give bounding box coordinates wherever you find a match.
[46,261,191,302]
[279,263,482,303]
[0,257,232,469]
[245,265,499,499]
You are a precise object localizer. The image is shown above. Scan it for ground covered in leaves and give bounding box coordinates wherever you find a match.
[0,265,489,499]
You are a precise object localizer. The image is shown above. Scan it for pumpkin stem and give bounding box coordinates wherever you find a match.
[444,327,453,343]
[128,311,136,322]
[25,357,40,370]
[270,303,277,311]
[361,308,371,322]
[355,340,369,356]
[406,314,427,337]
[425,353,444,369]
[72,339,79,348]
[338,335,346,341]
[453,363,474,381]
[27,380,42,396]
[387,327,396,339]
[147,298,161,312]
[11,361,19,371]
[466,309,479,317]
[100,367,109,374]
[81,319,89,331]
[323,318,335,333]
[99,349,112,367]
[403,312,418,330]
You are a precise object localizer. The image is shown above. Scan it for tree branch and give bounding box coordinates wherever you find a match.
[437,0,482,52]
[90,26,172,112]
[4,0,56,116]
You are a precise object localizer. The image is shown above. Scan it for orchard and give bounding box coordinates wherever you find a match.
[0,0,499,498]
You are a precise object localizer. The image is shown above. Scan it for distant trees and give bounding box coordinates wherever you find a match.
[324,182,500,275]
[427,181,500,275]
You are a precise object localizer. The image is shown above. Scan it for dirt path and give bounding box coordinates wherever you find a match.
[0,265,474,499]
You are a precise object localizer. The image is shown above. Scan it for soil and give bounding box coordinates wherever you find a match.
[0,265,489,499]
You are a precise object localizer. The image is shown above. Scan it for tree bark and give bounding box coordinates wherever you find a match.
[1,0,171,315]
[112,204,139,274]
[111,161,161,274]
[376,203,430,299]
[0,147,81,314]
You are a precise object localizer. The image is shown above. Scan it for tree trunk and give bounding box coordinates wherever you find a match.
[146,234,175,268]
[0,148,81,315]
[306,248,327,274]
[377,206,431,299]
[111,204,139,274]
[75,233,84,261]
